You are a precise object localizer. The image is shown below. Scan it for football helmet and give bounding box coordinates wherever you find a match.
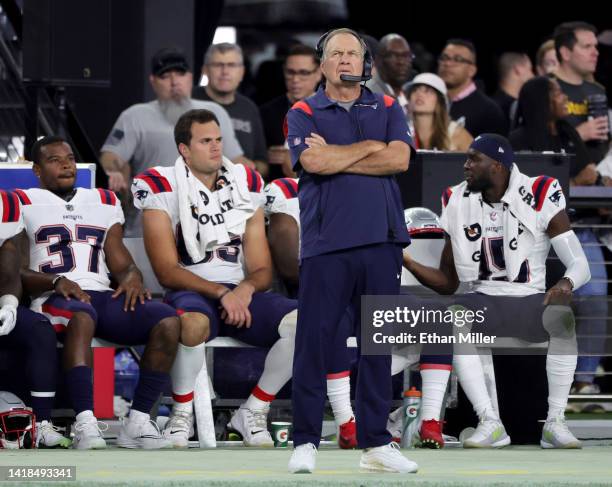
[404,207,444,239]
[0,391,36,449]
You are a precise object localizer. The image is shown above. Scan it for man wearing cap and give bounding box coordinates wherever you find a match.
[100,47,245,236]
[403,133,590,449]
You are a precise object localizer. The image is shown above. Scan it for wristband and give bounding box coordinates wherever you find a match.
[561,276,575,290]
[52,275,66,289]
[218,288,231,299]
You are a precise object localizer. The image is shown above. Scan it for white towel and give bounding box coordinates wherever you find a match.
[174,156,255,263]
[442,164,537,283]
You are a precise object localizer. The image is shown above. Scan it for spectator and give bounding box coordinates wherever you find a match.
[260,45,321,181]
[368,34,415,119]
[536,40,559,75]
[515,70,609,396]
[553,22,611,396]
[510,76,596,185]
[438,39,508,136]
[100,47,244,236]
[193,43,268,177]
[405,73,473,151]
[553,21,610,165]
[493,52,534,125]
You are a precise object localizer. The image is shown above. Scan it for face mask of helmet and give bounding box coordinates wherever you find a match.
[0,392,36,449]
[404,207,444,239]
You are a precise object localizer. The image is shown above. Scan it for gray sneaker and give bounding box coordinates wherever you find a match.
[463,418,510,448]
[541,416,582,449]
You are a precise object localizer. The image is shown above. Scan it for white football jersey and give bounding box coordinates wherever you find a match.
[0,190,24,247]
[19,188,124,293]
[468,177,566,296]
[132,164,265,286]
[263,178,300,226]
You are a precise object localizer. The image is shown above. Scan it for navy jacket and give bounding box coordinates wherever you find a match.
[287,86,413,259]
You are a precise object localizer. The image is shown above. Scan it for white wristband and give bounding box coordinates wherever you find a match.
[0,294,18,308]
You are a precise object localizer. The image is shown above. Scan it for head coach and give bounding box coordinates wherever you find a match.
[286,28,417,474]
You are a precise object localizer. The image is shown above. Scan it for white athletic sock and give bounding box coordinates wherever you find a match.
[326,373,353,426]
[170,342,205,414]
[245,331,295,411]
[453,354,498,421]
[420,366,451,421]
[546,349,577,420]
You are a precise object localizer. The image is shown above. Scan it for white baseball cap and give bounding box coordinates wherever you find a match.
[404,72,449,108]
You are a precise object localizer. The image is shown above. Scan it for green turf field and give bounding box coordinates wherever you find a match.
[1,446,612,486]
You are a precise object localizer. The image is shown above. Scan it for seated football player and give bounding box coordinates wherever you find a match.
[18,136,181,450]
[404,134,589,449]
[265,181,453,449]
[0,190,70,448]
[133,109,297,447]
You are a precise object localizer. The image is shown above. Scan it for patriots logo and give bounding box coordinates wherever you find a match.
[65,204,74,211]
[549,189,562,206]
[135,189,149,201]
[463,223,482,241]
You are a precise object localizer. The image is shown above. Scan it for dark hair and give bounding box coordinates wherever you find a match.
[498,52,530,81]
[444,38,477,62]
[553,21,597,62]
[512,75,589,177]
[174,109,220,148]
[30,135,69,164]
[286,44,319,66]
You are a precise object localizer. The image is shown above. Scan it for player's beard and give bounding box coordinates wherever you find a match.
[159,97,193,126]
[466,176,492,193]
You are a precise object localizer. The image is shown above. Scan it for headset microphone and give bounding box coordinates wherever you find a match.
[339,72,372,82]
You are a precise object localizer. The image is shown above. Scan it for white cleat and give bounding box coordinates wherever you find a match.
[36,421,72,449]
[72,416,107,450]
[386,407,403,442]
[541,416,582,449]
[463,417,511,448]
[117,417,173,450]
[360,442,418,473]
[162,410,194,448]
[288,443,317,473]
[228,406,273,447]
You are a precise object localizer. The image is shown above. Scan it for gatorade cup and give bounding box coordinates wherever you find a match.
[271,421,291,447]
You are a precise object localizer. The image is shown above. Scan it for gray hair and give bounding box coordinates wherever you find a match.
[204,42,243,65]
[321,28,367,61]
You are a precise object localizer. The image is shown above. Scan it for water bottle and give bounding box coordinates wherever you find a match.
[401,387,421,448]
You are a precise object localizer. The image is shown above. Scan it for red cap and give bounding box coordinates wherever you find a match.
[403,387,421,398]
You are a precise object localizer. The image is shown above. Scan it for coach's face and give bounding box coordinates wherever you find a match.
[322,33,364,86]
[179,121,223,175]
[34,142,77,193]
[464,149,497,192]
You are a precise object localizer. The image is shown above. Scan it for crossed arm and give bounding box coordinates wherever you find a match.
[299,133,410,176]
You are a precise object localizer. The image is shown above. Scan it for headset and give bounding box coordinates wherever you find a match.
[315,28,372,82]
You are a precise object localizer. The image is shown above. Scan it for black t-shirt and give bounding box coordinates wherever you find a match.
[492,89,516,127]
[450,89,509,137]
[555,77,610,164]
[192,87,267,162]
[259,94,292,180]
